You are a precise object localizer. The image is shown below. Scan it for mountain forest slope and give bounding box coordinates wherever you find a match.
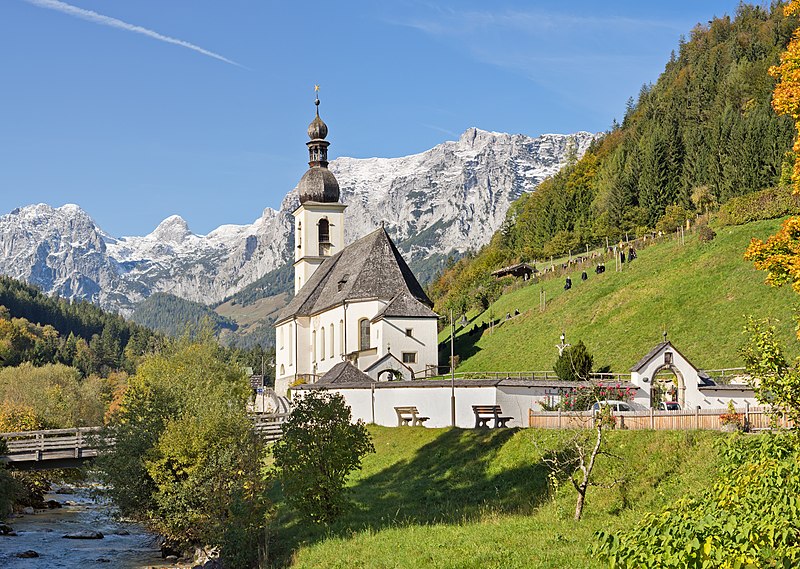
[445,217,798,373]
[430,4,799,315]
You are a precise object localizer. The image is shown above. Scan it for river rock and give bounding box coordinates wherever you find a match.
[0,523,15,535]
[45,499,62,509]
[16,550,39,558]
[112,528,130,535]
[96,558,110,563]
[22,506,35,515]
[63,530,104,539]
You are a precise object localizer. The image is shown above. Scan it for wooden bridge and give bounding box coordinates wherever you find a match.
[0,412,289,470]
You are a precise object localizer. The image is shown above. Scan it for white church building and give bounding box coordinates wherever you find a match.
[274,97,440,396]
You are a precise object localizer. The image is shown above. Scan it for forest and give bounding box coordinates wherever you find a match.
[429,3,800,314]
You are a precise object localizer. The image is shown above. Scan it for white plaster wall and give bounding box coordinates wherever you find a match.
[496,386,564,427]
[343,300,386,356]
[379,316,439,377]
[307,305,345,376]
[318,386,497,428]
[696,390,758,409]
[293,205,345,262]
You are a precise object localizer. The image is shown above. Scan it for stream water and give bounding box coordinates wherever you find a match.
[0,486,181,568]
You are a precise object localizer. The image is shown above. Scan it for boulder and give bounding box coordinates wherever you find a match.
[16,550,39,558]
[112,528,130,536]
[63,530,104,539]
[22,506,34,515]
[45,499,62,509]
[0,523,15,535]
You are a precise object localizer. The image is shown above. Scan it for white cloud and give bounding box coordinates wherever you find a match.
[23,0,243,68]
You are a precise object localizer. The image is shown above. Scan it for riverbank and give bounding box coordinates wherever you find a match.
[0,484,183,568]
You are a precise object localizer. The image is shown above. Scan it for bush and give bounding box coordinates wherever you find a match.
[553,340,594,382]
[655,205,692,234]
[715,186,800,226]
[696,223,716,243]
[272,390,374,524]
[98,339,265,568]
[595,433,800,567]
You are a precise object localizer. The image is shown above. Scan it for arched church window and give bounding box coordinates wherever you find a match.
[339,319,344,354]
[297,222,302,249]
[319,219,330,243]
[330,323,334,357]
[320,327,326,360]
[359,318,371,351]
[280,364,285,376]
[288,322,293,362]
[318,219,331,256]
[312,330,316,362]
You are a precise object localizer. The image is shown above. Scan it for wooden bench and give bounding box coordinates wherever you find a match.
[472,405,513,428]
[394,406,429,427]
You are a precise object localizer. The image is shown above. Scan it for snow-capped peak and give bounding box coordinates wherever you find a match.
[0,128,599,314]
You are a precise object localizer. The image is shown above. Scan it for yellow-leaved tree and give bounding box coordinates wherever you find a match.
[747,0,800,301]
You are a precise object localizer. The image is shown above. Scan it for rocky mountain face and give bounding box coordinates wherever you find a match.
[0,128,597,314]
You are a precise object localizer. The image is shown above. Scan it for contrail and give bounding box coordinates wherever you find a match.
[22,0,243,67]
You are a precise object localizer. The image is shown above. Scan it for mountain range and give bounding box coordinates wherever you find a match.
[0,128,597,315]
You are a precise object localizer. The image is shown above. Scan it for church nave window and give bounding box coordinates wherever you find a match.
[359,318,371,351]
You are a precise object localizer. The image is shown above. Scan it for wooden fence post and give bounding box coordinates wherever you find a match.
[695,406,699,430]
[558,409,562,429]
[650,407,654,430]
[745,401,750,431]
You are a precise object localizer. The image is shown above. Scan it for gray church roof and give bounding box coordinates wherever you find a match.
[313,361,375,386]
[275,227,434,324]
[371,291,438,322]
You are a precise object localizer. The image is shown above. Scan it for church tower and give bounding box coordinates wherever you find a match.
[293,93,347,294]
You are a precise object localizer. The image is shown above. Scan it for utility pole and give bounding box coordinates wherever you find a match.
[450,308,456,427]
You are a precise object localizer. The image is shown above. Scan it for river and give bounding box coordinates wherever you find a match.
[0,486,183,568]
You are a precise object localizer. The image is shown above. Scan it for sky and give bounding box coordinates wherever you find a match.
[1,0,749,236]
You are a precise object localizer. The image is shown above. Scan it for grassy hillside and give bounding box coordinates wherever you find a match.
[442,218,798,373]
[269,426,722,568]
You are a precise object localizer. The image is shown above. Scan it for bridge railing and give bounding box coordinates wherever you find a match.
[1,412,291,467]
[1,426,103,463]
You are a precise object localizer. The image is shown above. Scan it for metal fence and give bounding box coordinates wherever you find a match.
[528,405,791,431]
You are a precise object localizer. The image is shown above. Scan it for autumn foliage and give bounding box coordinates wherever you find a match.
[771,0,800,193]
[747,0,800,303]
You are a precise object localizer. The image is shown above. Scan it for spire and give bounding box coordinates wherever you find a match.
[306,86,329,166]
[298,86,340,204]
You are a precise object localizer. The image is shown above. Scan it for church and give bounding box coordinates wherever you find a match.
[273,97,440,396]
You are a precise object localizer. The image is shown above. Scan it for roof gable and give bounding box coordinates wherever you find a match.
[316,361,376,385]
[630,341,699,373]
[372,291,438,322]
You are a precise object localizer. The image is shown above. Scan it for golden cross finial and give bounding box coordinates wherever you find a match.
[314,84,320,93]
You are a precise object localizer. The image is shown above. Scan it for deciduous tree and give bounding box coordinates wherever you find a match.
[272,389,374,524]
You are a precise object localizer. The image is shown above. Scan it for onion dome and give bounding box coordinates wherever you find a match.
[307,99,329,140]
[298,93,340,204]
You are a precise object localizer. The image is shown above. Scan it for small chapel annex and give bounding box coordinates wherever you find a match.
[273,97,440,395]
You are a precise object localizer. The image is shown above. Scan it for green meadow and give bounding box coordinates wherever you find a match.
[268,426,723,568]
[442,218,798,373]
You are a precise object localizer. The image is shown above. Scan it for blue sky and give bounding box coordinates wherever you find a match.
[1,0,746,236]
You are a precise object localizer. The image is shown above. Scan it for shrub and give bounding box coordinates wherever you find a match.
[696,223,716,242]
[595,433,800,567]
[272,390,374,524]
[553,340,594,381]
[98,339,265,568]
[715,186,800,226]
[655,205,692,234]
[560,383,635,411]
